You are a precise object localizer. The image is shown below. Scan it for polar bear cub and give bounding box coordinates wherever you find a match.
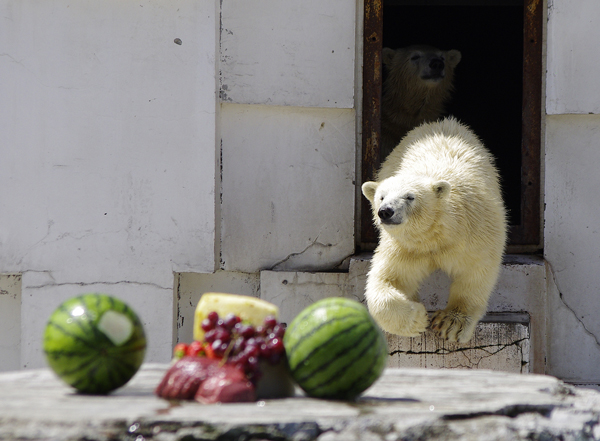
[362,117,507,342]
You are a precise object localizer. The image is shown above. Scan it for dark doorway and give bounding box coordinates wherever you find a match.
[360,0,542,251]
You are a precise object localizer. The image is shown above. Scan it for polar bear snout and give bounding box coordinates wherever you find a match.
[378,205,402,225]
[429,58,444,71]
[428,57,444,76]
[378,206,394,221]
[421,57,446,81]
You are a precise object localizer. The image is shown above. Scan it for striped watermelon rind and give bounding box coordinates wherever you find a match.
[284,297,388,400]
[43,293,146,395]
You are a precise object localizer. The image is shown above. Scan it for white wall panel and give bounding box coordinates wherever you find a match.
[20,277,174,369]
[0,0,219,366]
[221,0,356,108]
[546,0,600,114]
[544,115,600,382]
[0,0,218,280]
[220,104,356,273]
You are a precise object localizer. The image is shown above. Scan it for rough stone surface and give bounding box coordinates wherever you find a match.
[386,316,530,373]
[2,364,600,440]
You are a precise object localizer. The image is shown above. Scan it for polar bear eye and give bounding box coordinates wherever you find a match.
[405,195,415,201]
[410,54,421,61]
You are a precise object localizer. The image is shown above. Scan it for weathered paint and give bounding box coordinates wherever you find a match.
[220,0,356,108]
[544,114,600,383]
[220,104,356,273]
[0,0,219,367]
[546,0,600,114]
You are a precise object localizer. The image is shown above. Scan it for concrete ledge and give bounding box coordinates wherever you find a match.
[386,316,530,373]
[1,364,600,440]
[261,254,545,373]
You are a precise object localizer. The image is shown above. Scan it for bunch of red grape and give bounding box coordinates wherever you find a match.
[174,313,286,384]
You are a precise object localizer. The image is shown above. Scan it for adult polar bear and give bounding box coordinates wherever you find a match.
[362,118,507,342]
[381,45,462,161]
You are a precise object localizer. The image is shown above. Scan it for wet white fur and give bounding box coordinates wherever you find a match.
[362,118,507,342]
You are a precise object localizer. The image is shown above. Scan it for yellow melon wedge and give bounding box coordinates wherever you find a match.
[193,292,279,342]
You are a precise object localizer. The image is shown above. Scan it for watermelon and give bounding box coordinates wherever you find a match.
[43,293,146,394]
[283,297,388,400]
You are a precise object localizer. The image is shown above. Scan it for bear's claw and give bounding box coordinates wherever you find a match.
[430,309,475,343]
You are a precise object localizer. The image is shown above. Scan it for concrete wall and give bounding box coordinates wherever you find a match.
[2,0,600,386]
[1,0,219,367]
[220,104,355,273]
[219,0,357,274]
[0,0,358,370]
[0,275,21,371]
[544,0,600,384]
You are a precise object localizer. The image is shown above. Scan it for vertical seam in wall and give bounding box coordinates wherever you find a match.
[354,0,365,248]
[217,0,225,272]
[173,272,181,346]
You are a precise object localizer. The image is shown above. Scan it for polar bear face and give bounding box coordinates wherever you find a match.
[382,45,462,86]
[362,177,451,234]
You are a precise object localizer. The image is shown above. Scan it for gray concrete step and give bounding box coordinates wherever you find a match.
[1,364,600,440]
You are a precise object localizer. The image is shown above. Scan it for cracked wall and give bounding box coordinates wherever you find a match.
[543,0,600,384]
[218,0,358,274]
[386,322,530,373]
[4,0,600,386]
[0,0,219,368]
[544,115,600,384]
[219,104,356,273]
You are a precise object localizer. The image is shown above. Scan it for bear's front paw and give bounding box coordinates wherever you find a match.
[430,309,476,343]
[370,300,429,337]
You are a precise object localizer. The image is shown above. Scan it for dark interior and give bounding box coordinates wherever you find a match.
[382,1,524,224]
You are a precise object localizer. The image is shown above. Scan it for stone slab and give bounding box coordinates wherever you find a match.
[2,364,600,440]
[386,318,530,373]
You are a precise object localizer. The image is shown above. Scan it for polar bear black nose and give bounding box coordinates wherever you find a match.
[429,58,444,72]
[378,206,395,221]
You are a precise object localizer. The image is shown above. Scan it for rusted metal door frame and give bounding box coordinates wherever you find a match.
[359,0,543,250]
[360,0,383,247]
[511,0,542,247]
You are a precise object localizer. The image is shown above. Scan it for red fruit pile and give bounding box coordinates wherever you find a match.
[155,356,255,404]
[174,313,286,384]
[155,313,287,403]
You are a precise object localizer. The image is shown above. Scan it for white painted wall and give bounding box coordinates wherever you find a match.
[2,0,600,387]
[544,115,600,383]
[544,0,600,383]
[218,0,358,273]
[546,0,600,114]
[0,0,218,368]
[220,104,356,273]
[220,0,356,108]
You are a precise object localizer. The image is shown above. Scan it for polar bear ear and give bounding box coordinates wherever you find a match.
[362,181,379,203]
[446,50,462,67]
[433,180,451,198]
